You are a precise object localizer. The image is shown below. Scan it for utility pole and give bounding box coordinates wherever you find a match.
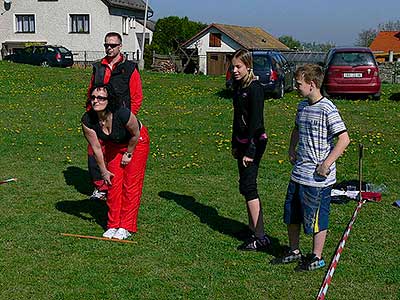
[138,0,148,70]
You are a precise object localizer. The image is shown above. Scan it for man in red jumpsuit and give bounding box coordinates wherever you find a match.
[87,32,143,201]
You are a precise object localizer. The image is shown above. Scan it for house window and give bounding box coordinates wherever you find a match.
[122,17,129,35]
[70,14,89,33]
[15,15,35,33]
[209,33,221,47]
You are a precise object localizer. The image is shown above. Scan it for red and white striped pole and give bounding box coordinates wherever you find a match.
[316,199,366,300]
[0,177,17,185]
[316,144,365,300]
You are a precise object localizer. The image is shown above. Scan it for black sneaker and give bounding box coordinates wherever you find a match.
[237,235,271,251]
[270,249,302,265]
[295,253,326,272]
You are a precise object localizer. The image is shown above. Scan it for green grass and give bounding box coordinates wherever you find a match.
[0,61,399,300]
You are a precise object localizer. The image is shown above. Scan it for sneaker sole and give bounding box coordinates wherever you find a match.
[270,255,302,265]
[295,261,326,272]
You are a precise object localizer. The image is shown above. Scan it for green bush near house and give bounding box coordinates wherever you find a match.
[0,61,399,300]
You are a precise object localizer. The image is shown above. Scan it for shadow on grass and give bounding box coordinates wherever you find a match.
[55,199,108,229]
[389,92,400,101]
[63,166,92,196]
[158,191,284,256]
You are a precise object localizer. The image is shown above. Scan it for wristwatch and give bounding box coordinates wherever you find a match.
[124,152,132,158]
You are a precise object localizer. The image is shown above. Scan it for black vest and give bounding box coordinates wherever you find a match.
[92,59,137,109]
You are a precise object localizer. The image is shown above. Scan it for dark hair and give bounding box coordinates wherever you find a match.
[87,84,119,113]
[295,64,324,88]
[104,32,122,44]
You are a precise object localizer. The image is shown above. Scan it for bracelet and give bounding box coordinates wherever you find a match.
[124,152,132,158]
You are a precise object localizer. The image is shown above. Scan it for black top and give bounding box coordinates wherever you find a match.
[81,107,132,143]
[232,80,265,158]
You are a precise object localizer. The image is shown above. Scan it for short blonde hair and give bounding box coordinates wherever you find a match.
[295,64,324,88]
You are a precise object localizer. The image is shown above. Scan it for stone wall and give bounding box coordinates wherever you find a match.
[378,62,400,84]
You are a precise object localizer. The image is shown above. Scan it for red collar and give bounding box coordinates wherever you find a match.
[101,54,124,69]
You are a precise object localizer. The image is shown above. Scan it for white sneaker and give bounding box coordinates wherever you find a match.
[90,189,107,201]
[113,228,131,240]
[102,228,118,239]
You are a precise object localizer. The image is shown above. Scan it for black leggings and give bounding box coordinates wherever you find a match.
[237,139,267,201]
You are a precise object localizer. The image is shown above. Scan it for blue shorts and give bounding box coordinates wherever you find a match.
[283,180,332,234]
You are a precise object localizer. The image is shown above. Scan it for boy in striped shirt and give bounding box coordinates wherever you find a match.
[273,64,350,271]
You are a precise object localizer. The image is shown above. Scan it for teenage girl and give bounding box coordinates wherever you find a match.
[231,49,270,250]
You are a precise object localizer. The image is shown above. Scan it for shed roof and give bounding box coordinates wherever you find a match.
[370,31,400,53]
[182,23,289,50]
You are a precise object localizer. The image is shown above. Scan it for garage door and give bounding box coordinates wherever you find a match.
[207,52,230,75]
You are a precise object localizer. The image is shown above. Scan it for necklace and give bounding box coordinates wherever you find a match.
[99,113,110,127]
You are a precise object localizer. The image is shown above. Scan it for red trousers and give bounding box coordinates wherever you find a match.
[104,126,150,232]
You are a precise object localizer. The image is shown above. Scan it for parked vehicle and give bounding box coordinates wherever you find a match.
[226,50,295,98]
[322,47,381,100]
[4,45,74,67]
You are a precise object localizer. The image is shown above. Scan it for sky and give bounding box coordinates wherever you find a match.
[146,0,400,46]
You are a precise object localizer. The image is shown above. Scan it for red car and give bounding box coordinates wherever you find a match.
[322,47,381,100]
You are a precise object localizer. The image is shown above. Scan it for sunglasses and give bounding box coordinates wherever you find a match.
[90,95,108,102]
[104,43,120,49]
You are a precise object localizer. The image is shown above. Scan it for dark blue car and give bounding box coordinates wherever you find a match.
[4,45,74,67]
[226,50,295,98]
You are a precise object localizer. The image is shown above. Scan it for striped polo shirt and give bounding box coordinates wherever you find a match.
[291,97,347,187]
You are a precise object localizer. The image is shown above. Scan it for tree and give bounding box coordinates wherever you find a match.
[378,20,400,31]
[151,16,207,55]
[356,28,378,47]
[278,35,301,50]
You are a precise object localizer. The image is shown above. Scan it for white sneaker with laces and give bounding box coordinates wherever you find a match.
[102,228,118,239]
[90,189,107,201]
[113,228,131,240]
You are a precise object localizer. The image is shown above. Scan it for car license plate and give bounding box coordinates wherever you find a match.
[343,72,362,78]
[65,55,72,59]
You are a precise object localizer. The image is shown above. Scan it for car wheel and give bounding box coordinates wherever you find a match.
[41,60,50,67]
[274,81,285,99]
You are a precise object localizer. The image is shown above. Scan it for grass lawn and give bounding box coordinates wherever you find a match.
[0,61,399,300]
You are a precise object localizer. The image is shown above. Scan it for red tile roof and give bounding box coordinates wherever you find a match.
[370,31,400,52]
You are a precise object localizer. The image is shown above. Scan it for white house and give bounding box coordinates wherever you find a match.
[0,0,154,61]
[182,23,289,75]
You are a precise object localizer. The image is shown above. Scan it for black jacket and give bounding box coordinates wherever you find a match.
[92,58,137,109]
[231,80,265,158]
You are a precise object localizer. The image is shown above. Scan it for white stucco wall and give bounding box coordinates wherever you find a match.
[0,0,151,60]
[186,28,242,74]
